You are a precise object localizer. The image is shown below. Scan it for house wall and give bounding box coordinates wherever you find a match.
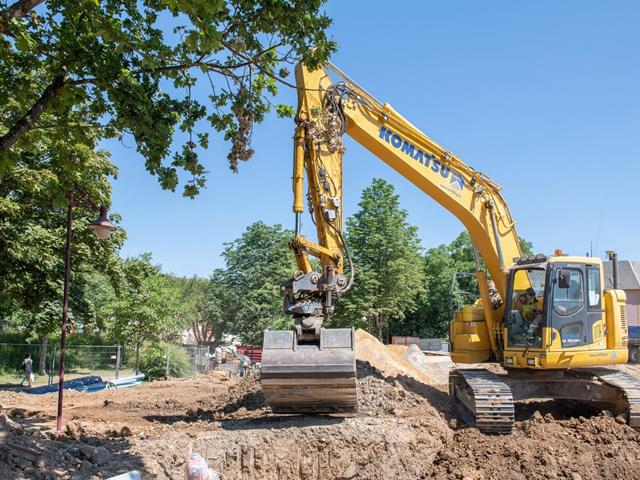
[625,289,640,327]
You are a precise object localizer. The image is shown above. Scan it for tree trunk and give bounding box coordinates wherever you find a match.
[375,315,384,343]
[38,334,48,375]
[192,320,202,344]
[0,74,65,153]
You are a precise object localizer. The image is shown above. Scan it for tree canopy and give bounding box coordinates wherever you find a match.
[400,232,534,338]
[0,126,124,338]
[216,221,295,344]
[0,0,335,196]
[108,254,183,347]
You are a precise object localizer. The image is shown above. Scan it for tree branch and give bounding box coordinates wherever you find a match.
[0,0,45,35]
[0,74,64,153]
[0,43,290,154]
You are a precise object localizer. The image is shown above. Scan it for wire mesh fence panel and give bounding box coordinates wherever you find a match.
[0,344,134,388]
[0,343,55,387]
[0,342,214,389]
[178,345,214,376]
[47,345,136,385]
[161,345,214,378]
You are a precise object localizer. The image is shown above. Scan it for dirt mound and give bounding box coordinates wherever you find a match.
[0,411,144,480]
[355,329,442,385]
[393,344,453,385]
[433,410,640,479]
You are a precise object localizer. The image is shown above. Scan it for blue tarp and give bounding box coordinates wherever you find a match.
[27,375,103,395]
[629,326,640,340]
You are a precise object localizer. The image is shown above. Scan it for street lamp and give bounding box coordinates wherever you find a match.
[88,205,117,239]
[56,188,117,434]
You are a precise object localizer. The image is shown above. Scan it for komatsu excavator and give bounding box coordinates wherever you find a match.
[261,63,640,433]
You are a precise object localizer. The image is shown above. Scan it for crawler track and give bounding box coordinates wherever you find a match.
[449,369,515,434]
[580,368,640,428]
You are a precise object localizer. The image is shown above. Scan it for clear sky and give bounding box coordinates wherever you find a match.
[105,0,640,277]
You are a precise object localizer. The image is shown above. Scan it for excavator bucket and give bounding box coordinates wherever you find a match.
[261,328,358,413]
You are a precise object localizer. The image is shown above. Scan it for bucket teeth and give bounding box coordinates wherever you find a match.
[261,328,358,413]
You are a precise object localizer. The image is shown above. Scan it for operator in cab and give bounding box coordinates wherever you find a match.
[511,287,543,345]
[516,288,538,321]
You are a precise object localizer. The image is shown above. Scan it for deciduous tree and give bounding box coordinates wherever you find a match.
[1,0,336,196]
[402,232,534,338]
[217,221,295,344]
[0,134,123,338]
[333,179,425,340]
[108,255,182,369]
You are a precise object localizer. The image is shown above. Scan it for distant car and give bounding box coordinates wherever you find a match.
[629,326,640,364]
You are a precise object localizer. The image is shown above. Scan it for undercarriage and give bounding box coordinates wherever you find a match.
[449,367,640,434]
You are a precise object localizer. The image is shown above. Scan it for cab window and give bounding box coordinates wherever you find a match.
[587,266,601,309]
[506,268,545,349]
[553,269,583,316]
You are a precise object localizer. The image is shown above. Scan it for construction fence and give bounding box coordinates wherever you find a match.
[0,343,213,388]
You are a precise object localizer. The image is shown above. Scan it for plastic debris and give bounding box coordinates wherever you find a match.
[106,471,142,480]
[185,453,220,480]
[27,376,103,395]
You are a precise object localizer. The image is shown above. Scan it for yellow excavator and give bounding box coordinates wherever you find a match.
[261,63,639,433]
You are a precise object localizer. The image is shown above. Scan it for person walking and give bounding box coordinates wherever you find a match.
[20,353,33,387]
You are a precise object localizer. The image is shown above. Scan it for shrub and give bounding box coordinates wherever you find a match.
[138,342,191,380]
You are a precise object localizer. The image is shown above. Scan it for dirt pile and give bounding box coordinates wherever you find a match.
[390,343,453,385]
[0,411,142,480]
[433,410,640,479]
[355,329,453,385]
[1,362,640,479]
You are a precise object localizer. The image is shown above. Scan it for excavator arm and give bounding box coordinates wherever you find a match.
[288,63,522,355]
[262,62,522,414]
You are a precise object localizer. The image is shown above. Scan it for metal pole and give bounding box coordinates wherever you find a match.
[165,345,170,377]
[606,250,619,289]
[56,194,73,433]
[135,342,140,375]
[115,345,121,380]
[294,212,301,236]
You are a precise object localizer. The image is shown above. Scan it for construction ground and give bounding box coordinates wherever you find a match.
[1,330,640,480]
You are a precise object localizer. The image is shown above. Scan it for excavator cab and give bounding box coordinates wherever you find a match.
[504,265,546,350]
[501,255,628,369]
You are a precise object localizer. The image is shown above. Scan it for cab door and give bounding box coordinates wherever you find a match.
[585,264,605,347]
[549,263,590,349]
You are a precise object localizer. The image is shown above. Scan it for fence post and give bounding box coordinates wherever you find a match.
[165,345,170,377]
[115,345,121,380]
[135,343,140,375]
[192,347,197,376]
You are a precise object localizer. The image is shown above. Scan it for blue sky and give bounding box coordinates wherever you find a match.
[106,1,640,277]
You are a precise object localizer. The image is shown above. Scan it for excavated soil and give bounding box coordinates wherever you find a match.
[1,362,640,479]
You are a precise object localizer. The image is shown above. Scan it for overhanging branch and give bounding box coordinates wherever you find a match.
[0,74,64,153]
[0,0,45,35]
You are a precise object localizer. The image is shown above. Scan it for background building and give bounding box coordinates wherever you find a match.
[603,260,640,327]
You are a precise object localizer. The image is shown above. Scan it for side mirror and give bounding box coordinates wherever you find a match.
[558,269,571,289]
